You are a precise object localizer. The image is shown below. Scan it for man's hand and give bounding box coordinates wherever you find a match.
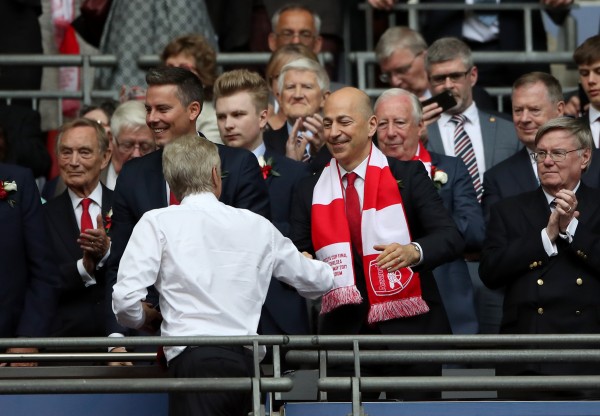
[108,347,133,367]
[285,118,309,161]
[141,301,162,334]
[546,189,579,242]
[302,114,326,154]
[79,214,111,273]
[0,347,39,367]
[421,101,444,127]
[374,242,420,271]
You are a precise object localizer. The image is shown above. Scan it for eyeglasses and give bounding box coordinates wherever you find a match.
[117,141,155,155]
[531,148,582,163]
[429,68,472,86]
[276,30,316,43]
[379,51,424,84]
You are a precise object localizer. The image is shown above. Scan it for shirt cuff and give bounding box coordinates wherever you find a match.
[97,242,112,268]
[77,258,97,286]
[541,228,558,257]
[558,218,578,243]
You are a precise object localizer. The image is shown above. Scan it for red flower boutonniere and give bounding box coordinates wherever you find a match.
[0,180,17,207]
[104,209,113,234]
[430,166,448,190]
[258,156,280,179]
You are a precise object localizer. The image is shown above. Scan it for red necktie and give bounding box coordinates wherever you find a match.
[169,191,180,205]
[345,172,362,256]
[80,198,93,232]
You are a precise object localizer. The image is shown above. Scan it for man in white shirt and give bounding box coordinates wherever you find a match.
[112,134,333,416]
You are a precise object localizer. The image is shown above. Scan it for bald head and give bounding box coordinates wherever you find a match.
[323,87,377,171]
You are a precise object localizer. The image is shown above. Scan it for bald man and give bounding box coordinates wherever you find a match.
[290,87,463,400]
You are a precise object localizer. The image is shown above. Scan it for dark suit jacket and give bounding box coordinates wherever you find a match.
[44,185,112,337]
[482,147,600,221]
[290,158,464,336]
[480,184,600,375]
[0,163,60,337]
[0,104,50,178]
[264,124,332,173]
[426,109,522,172]
[105,142,270,334]
[429,152,483,334]
[259,149,312,336]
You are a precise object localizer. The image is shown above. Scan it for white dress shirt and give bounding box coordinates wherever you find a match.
[112,192,333,363]
[68,182,110,286]
[437,102,487,181]
[104,162,118,190]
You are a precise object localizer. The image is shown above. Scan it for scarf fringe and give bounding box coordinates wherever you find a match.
[367,296,430,324]
[321,286,363,314]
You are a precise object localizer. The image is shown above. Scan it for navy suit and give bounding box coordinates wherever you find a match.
[0,163,60,338]
[264,125,332,173]
[43,186,112,337]
[259,150,312,336]
[483,147,600,221]
[480,184,600,380]
[106,141,270,334]
[429,152,483,334]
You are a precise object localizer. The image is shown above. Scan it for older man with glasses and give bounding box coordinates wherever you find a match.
[268,4,322,54]
[480,117,600,399]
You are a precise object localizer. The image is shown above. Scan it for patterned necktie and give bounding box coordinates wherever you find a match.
[345,172,363,256]
[451,114,483,202]
[80,198,93,232]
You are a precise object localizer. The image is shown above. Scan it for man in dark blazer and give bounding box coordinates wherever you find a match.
[214,69,312,336]
[572,35,600,147]
[106,67,270,338]
[375,88,483,335]
[291,87,463,400]
[44,118,113,337]
[480,117,600,398]
[0,163,60,365]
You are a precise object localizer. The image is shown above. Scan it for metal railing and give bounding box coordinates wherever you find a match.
[2,334,600,416]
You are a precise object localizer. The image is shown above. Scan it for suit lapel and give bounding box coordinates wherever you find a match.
[479,110,496,170]
[53,190,82,259]
[425,124,445,155]
[510,148,538,192]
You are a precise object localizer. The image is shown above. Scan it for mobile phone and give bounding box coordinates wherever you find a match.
[421,91,458,112]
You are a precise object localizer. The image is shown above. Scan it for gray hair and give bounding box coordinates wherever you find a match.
[512,72,564,105]
[162,135,221,200]
[277,57,330,95]
[110,100,148,142]
[57,117,109,155]
[374,88,423,124]
[271,3,321,34]
[535,117,593,170]
[375,27,427,63]
[425,37,473,71]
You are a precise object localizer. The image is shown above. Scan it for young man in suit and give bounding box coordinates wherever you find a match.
[44,118,113,337]
[105,66,270,340]
[290,87,463,400]
[214,68,312,336]
[573,35,600,148]
[480,117,600,398]
[0,163,60,366]
[375,88,483,335]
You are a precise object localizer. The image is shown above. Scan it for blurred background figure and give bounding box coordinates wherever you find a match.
[161,34,221,143]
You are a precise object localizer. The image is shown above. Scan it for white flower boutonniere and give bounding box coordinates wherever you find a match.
[431,167,448,190]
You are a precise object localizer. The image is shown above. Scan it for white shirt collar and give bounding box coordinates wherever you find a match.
[440,101,478,127]
[252,142,266,160]
[542,181,581,205]
[338,155,369,182]
[68,182,103,211]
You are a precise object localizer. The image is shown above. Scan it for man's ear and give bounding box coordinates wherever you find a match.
[212,166,222,198]
[188,101,202,121]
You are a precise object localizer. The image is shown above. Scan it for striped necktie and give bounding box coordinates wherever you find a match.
[451,114,483,202]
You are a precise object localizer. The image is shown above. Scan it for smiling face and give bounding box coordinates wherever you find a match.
[323,88,377,172]
[428,58,476,115]
[279,69,325,122]
[145,84,200,147]
[375,94,424,161]
[536,129,590,195]
[216,91,268,151]
[512,82,564,149]
[58,126,111,198]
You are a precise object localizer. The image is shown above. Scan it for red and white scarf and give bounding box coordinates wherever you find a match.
[311,145,429,324]
[411,143,433,178]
